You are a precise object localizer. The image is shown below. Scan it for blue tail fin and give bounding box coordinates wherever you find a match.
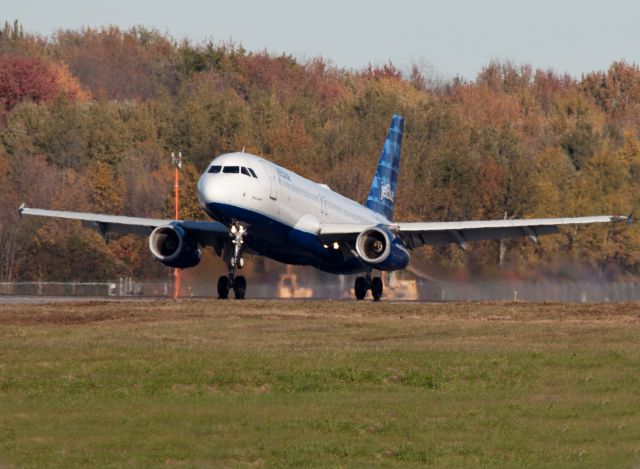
[364,114,404,221]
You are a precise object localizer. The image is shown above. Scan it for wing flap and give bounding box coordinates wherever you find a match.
[18,205,229,246]
[397,216,624,232]
[399,224,560,248]
[319,215,629,248]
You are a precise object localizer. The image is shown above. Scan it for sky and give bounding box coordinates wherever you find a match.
[3,0,639,80]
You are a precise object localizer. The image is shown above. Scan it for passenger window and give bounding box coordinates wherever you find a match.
[208,165,222,173]
[247,168,258,178]
[241,167,251,177]
[223,166,240,174]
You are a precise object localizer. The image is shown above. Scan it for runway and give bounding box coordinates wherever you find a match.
[0,295,411,305]
[0,296,167,304]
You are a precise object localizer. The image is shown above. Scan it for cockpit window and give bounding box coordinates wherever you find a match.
[241,167,251,177]
[208,165,222,173]
[247,168,258,178]
[222,166,240,174]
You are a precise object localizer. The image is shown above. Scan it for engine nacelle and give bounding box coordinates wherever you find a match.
[148,224,201,269]
[355,225,410,271]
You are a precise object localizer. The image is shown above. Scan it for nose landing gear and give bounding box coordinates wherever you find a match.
[218,223,247,299]
[354,269,383,301]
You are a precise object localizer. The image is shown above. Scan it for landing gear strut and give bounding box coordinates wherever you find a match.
[218,223,247,299]
[354,269,383,301]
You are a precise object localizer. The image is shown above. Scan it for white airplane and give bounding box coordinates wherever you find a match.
[19,115,630,300]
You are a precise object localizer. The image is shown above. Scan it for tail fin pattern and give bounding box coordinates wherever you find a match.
[364,114,404,221]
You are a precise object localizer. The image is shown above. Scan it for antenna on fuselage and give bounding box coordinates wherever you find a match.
[241,146,245,153]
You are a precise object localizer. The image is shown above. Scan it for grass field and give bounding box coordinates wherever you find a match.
[1,299,640,467]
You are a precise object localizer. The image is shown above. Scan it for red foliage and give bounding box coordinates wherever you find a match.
[305,58,346,105]
[362,62,402,80]
[0,54,59,113]
[582,61,640,114]
[238,52,307,101]
[56,27,175,100]
[532,69,575,113]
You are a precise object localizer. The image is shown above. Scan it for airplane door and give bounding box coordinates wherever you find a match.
[260,162,278,200]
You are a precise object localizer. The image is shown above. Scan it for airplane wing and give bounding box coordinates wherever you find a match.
[319,215,631,249]
[18,205,229,246]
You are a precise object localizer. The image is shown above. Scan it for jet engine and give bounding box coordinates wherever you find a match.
[355,225,410,271]
[148,224,201,269]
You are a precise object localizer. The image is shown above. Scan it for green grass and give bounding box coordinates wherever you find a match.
[1,300,640,467]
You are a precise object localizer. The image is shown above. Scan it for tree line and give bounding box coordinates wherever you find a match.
[1,21,639,282]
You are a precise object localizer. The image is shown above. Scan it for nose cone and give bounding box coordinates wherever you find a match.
[198,173,225,206]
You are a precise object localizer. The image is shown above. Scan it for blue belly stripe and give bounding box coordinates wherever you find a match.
[204,202,366,274]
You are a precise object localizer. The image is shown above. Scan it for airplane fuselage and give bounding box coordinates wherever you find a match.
[197,152,388,274]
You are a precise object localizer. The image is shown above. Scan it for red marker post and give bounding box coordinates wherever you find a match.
[171,152,183,299]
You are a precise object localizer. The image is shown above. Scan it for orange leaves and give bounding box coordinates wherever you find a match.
[48,62,90,102]
[451,82,529,133]
[477,157,506,217]
[88,161,124,213]
[582,61,640,114]
[266,117,310,166]
[55,27,175,100]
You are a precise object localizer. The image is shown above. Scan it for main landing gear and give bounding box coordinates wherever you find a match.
[354,269,383,301]
[217,223,247,300]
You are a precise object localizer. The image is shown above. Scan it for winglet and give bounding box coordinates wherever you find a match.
[18,203,25,219]
[608,214,633,224]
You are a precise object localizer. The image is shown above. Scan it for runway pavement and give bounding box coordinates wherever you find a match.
[0,296,166,304]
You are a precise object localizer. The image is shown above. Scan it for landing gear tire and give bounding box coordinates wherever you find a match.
[371,277,383,302]
[217,275,230,299]
[234,276,247,300]
[218,222,248,300]
[354,276,367,300]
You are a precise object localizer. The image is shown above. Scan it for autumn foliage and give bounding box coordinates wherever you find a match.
[0,54,89,118]
[1,21,640,282]
[0,55,57,114]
